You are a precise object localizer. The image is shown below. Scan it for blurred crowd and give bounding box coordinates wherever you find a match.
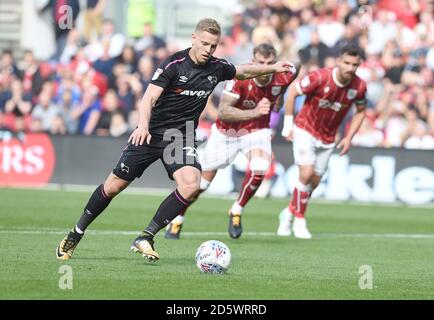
[0,0,434,149]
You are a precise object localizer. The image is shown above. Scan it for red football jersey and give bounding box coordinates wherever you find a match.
[295,68,367,144]
[216,71,297,135]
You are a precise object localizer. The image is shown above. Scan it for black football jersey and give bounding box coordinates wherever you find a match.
[149,48,236,138]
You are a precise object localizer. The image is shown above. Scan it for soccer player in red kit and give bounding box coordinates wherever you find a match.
[278,45,367,239]
[165,43,299,239]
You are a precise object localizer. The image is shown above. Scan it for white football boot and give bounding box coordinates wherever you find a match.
[277,207,293,236]
[292,217,312,239]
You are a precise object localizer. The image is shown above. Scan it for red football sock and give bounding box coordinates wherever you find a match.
[237,173,264,207]
[289,182,312,218]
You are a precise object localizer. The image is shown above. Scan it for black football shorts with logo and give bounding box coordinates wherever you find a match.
[113,136,201,181]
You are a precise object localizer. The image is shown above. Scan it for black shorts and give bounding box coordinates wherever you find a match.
[113,137,201,181]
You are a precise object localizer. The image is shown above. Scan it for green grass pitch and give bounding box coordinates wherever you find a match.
[1,188,433,300]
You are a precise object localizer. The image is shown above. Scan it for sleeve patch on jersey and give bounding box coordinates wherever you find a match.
[225,80,236,92]
[301,76,311,88]
[152,68,163,81]
[222,90,240,99]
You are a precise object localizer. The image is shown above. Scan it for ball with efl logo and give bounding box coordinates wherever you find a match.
[195,240,231,274]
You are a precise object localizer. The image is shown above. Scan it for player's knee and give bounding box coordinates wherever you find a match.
[249,157,270,176]
[104,177,129,197]
[178,178,200,198]
[299,169,315,184]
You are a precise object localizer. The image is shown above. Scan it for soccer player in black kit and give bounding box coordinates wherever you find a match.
[56,18,295,261]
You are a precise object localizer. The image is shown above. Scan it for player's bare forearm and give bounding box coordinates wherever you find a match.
[281,85,300,140]
[284,85,299,116]
[130,84,163,145]
[235,61,296,80]
[218,104,259,122]
[137,84,163,129]
[345,106,366,141]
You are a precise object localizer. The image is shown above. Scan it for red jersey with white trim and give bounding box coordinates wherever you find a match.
[216,71,297,134]
[295,68,367,144]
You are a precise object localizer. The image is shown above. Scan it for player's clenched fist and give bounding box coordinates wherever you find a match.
[255,98,271,117]
[129,126,152,146]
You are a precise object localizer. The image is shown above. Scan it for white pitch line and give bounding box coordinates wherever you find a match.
[1,228,434,239]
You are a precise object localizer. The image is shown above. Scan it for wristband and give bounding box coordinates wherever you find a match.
[281,115,294,137]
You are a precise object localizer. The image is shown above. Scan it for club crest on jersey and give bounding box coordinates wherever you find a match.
[225,80,235,91]
[208,76,218,84]
[271,86,281,96]
[347,89,357,100]
[152,68,163,81]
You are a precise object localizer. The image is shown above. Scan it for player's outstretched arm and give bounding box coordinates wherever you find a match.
[129,84,164,146]
[337,105,366,156]
[235,61,297,80]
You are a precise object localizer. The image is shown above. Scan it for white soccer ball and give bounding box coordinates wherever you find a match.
[195,240,231,274]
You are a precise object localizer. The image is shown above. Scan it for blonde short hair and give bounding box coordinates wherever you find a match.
[195,18,221,36]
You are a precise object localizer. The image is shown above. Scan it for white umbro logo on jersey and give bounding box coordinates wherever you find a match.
[179,76,188,83]
[324,86,330,93]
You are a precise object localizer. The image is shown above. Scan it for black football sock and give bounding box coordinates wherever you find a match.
[143,189,192,237]
[75,184,112,233]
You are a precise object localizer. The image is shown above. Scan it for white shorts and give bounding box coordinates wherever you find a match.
[292,125,335,176]
[199,124,272,171]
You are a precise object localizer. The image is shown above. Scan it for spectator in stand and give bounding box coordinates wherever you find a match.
[383,99,409,148]
[20,50,44,97]
[95,89,125,136]
[3,79,32,132]
[229,30,255,66]
[299,30,331,68]
[368,9,397,55]
[82,0,108,43]
[404,120,434,149]
[136,56,155,91]
[115,73,142,115]
[85,19,125,62]
[70,83,101,135]
[252,17,281,47]
[31,89,61,133]
[332,24,360,57]
[226,5,253,44]
[352,110,385,147]
[57,88,79,134]
[0,50,21,86]
[317,9,345,49]
[109,110,128,137]
[295,8,317,50]
[134,22,166,54]
[119,45,138,74]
